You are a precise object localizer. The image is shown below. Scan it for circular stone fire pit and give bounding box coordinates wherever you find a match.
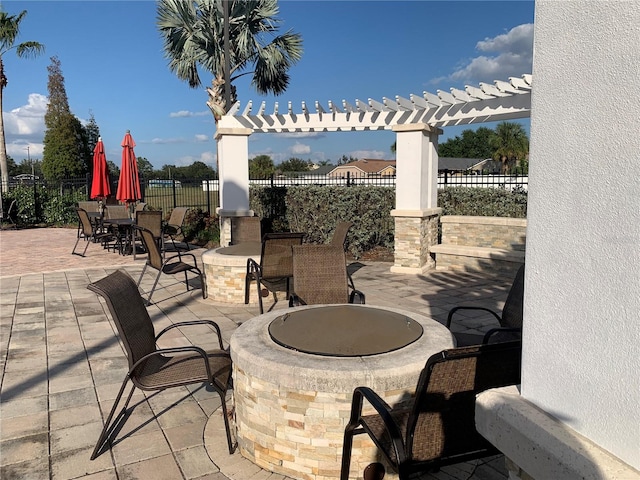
[227,304,455,480]
[201,242,261,303]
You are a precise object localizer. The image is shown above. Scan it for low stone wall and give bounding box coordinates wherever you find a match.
[430,216,526,274]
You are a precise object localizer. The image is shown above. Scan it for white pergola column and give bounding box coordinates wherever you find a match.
[390,123,442,274]
[215,127,253,246]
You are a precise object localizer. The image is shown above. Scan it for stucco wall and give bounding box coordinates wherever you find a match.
[524,1,639,469]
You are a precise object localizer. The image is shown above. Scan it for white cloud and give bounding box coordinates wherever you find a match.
[176,150,216,166]
[149,137,186,144]
[349,149,387,160]
[448,23,533,84]
[277,132,325,139]
[290,142,311,155]
[169,110,209,118]
[3,93,47,159]
[194,134,210,142]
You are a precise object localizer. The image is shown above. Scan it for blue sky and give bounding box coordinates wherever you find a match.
[3,0,534,169]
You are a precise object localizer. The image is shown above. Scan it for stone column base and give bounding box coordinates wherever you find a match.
[390,208,441,274]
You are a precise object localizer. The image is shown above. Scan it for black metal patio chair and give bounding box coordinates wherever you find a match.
[72,208,114,257]
[446,264,525,346]
[245,232,305,314]
[87,270,234,460]
[340,341,522,480]
[289,244,365,306]
[136,226,206,305]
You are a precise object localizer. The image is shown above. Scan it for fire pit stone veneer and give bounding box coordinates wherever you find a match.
[228,304,455,480]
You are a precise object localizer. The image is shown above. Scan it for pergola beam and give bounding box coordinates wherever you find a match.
[219,76,532,132]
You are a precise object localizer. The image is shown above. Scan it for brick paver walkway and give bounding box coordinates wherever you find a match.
[1,227,512,480]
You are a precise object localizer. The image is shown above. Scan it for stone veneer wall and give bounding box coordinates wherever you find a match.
[233,364,409,480]
[440,216,526,250]
[392,209,441,273]
[430,216,526,274]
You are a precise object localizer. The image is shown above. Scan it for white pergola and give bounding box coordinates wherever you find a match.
[215,74,532,272]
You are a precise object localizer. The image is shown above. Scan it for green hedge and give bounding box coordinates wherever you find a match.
[438,186,527,218]
[250,185,526,257]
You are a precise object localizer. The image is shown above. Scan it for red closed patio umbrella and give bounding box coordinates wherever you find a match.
[90,137,111,201]
[116,130,141,212]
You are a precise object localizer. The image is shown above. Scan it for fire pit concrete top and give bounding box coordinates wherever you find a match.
[268,305,424,356]
[230,304,455,394]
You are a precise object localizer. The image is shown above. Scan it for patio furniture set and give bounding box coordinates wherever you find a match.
[83,215,524,479]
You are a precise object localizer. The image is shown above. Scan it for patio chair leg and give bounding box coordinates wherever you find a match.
[91,378,136,460]
[340,425,356,480]
[257,279,264,314]
[214,382,236,454]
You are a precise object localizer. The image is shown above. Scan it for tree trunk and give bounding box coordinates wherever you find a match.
[0,57,9,191]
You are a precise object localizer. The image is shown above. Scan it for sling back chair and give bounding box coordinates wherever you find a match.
[340,341,522,480]
[245,232,305,314]
[330,221,354,251]
[136,226,206,306]
[135,210,163,255]
[1,199,17,229]
[87,270,234,460]
[163,206,190,251]
[289,244,365,306]
[72,208,114,257]
[446,264,525,346]
[230,216,262,245]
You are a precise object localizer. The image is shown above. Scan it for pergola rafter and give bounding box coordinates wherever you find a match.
[219,74,532,133]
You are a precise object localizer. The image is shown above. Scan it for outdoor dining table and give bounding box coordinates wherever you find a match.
[102,217,136,257]
[226,303,456,480]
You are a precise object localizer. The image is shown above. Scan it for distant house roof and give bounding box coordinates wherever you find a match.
[310,165,336,175]
[331,159,397,175]
[438,157,485,171]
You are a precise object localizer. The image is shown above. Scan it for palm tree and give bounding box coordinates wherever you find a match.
[157,0,303,121]
[489,121,529,174]
[0,9,44,189]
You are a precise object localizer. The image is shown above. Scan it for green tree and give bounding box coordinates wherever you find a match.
[157,0,303,121]
[438,127,495,159]
[84,111,100,154]
[184,160,216,179]
[249,154,275,178]
[278,157,309,172]
[489,122,529,173]
[107,160,120,178]
[0,8,44,188]
[42,56,90,180]
[136,157,155,180]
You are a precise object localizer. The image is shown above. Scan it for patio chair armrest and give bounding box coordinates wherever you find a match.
[446,306,502,328]
[156,320,226,350]
[346,386,407,464]
[483,327,522,344]
[163,251,197,265]
[246,257,261,277]
[131,345,214,380]
[349,290,366,304]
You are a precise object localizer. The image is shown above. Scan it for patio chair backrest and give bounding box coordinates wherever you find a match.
[500,264,525,329]
[330,221,353,250]
[167,207,188,228]
[87,270,157,369]
[260,232,305,279]
[104,205,128,220]
[135,202,147,212]
[136,210,163,238]
[137,227,164,271]
[406,341,522,464]
[292,245,350,304]
[231,216,261,245]
[78,201,100,212]
[76,208,94,236]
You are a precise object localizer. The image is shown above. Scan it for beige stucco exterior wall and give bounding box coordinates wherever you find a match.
[523,0,639,469]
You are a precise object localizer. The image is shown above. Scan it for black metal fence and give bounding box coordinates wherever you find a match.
[1,171,528,226]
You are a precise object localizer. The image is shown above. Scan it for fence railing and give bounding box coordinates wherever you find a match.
[1,171,528,225]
